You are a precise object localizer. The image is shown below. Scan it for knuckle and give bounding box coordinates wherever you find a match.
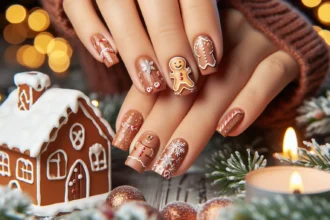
[154,24,181,41]
[259,57,287,77]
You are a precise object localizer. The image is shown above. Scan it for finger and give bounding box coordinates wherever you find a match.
[97,0,166,95]
[112,86,158,151]
[151,30,279,177]
[217,51,299,137]
[138,0,199,96]
[180,0,222,75]
[125,90,198,173]
[63,0,119,68]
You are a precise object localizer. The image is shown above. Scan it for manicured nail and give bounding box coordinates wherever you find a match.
[169,57,196,96]
[193,35,217,74]
[152,138,188,179]
[91,33,119,68]
[112,110,143,151]
[136,57,166,94]
[125,131,160,173]
[217,109,245,137]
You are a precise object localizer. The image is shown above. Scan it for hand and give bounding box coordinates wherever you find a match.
[63,0,223,96]
[112,8,300,178]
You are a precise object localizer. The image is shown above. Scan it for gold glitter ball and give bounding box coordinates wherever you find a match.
[197,198,233,220]
[161,202,197,220]
[106,185,146,208]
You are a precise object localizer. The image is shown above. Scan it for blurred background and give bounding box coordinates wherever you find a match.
[0,0,329,105]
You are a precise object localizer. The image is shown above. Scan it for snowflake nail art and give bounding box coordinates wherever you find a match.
[136,57,165,94]
[152,138,188,179]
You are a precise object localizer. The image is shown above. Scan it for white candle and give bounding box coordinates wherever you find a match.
[245,166,330,201]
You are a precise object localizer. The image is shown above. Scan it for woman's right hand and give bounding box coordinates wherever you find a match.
[62,0,223,96]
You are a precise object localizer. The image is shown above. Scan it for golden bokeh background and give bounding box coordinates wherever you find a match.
[3,4,73,73]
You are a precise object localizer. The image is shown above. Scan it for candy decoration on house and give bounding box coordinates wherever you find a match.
[161,202,197,220]
[197,197,233,220]
[105,185,146,208]
[0,72,115,217]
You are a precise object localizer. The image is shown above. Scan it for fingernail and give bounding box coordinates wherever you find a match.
[169,57,196,96]
[193,35,217,74]
[217,109,245,137]
[136,57,166,94]
[125,131,160,173]
[112,110,143,151]
[91,33,119,68]
[152,138,188,179]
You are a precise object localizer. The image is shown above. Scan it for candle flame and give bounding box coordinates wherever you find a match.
[283,127,298,160]
[289,171,304,193]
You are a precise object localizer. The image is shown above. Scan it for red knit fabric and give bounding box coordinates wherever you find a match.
[41,0,330,127]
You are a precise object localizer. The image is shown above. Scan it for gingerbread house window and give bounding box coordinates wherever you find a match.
[70,123,85,150]
[0,151,10,177]
[16,158,33,184]
[89,144,107,172]
[47,150,67,180]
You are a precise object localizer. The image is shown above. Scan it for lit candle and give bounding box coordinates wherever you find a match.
[273,127,299,161]
[289,171,303,194]
[245,166,330,202]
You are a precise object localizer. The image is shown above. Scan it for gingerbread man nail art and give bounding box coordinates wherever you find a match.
[169,57,196,96]
[194,36,216,70]
[125,132,160,173]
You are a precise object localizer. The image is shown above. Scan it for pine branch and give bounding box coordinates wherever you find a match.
[296,91,330,138]
[206,141,267,197]
[275,139,330,171]
[66,209,107,220]
[0,187,31,220]
[220,195,330,220]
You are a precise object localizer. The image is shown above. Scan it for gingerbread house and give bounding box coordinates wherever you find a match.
[0,72,114,216]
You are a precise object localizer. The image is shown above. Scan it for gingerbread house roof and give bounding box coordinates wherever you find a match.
[0,88,115,157]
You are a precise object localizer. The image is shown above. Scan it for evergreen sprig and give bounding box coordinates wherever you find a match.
[0,187,31,220]
[296,91,330,138]
[206,142,267,197]
[275,139,330,171]
[220,195,330,220]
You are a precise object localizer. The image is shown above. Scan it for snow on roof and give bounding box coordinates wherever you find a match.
[14,71,51,91]
[0,88,115,157]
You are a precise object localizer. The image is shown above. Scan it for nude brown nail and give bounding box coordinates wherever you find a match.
[193,35,217,74]
[91,33,119,68]
[125,131,160,173]
[169,56,196,96]
[136,57,166,94]
[112,110,143,151]
[152,138,188,179]
[217,109,245,137]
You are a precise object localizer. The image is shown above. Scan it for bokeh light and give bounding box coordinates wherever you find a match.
[319,30,330,46]
[4,45,20,65]
[91,100,99,107]
[16,45,30,66]
[6,5,27,24]
[28,9,50,32]
[301,0,322,8]
[34,32,54,54]
[3,24,26,44]
[313,25,322,33]
[318,3,330,24]
[47,38,73,57]
[22,45,45,68]
[48,51,70,73]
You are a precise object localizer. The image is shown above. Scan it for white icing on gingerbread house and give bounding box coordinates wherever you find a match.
[14,72,51,111]
[0,72,114,217]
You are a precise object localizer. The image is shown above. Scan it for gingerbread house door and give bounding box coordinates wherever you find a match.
[65,160,90,202]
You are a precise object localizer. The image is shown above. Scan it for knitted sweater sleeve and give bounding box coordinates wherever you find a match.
[41,0,330,127]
